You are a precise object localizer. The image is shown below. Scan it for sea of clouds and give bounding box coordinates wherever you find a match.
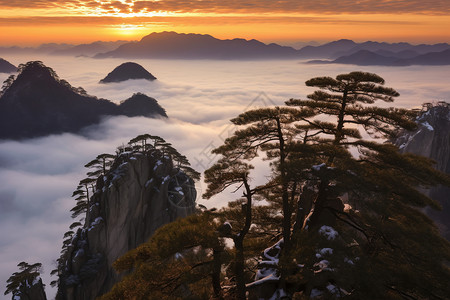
[0,54,449,299]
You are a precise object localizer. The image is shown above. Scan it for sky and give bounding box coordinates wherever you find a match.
[0,0,450,46]
[0,54,450,299]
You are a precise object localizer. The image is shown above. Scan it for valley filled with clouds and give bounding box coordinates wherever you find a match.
[0,55,449,299]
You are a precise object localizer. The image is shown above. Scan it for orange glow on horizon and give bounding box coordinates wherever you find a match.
[1,4,449,46]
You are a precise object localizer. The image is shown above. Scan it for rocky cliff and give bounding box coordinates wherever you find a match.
[16,278,47,300]
[4,262,47,300]
[395,103,450,239]
[57,145,197,300]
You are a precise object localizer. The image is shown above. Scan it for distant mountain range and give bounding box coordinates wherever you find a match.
[0,41,130,57]
[0,32,449,65]
[0,61,167,139]
[94,31,300,60]
[94,33,450,64]
[308,49,450,66]
[298,39,450,59]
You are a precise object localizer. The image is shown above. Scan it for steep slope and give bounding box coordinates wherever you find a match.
[0,58,17,73]
[94,31,300,60]
[57,144,197,299]
[0,61,167,139]
[395,103,450,239]
[100,62,156,83]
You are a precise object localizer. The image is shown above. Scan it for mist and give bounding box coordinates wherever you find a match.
[0,54,449,299]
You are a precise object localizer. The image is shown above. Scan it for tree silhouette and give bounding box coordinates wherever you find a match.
[202,71,450,298]
[84,153,115,178]
[70,177,96,219]
[204,155,255,299]
[0,74,15,97]
[4,262,44,298]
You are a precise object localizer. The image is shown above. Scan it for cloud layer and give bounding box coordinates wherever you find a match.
[1,0,450,14]
[0,55,450,299]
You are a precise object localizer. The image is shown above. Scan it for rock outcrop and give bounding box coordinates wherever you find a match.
[0,58,17,73]
[17,278,47,300]
[100,62,156,83]
[0,61,167,139]
[7,276,47,300]
[395,103,450,239]
[57,147,197,299]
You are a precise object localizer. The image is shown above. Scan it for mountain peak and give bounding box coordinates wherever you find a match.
[1,61,82,100]
[120,92,167,118]
[335,39,355,43]
[16,61,58,81]
[0,58,17,73]
[100,62,157,83]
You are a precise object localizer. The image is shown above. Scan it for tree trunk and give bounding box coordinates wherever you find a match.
[234,178,253,299]
[234,238,246,299]
[275,116,291,292]
[212,248,223,299]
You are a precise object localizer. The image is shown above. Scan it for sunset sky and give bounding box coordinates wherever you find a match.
[0,0,449,46]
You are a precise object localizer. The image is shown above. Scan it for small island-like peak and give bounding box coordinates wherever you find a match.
[99,62,157,83]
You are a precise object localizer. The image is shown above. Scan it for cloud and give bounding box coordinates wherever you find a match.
[1,54,450,300]
[0,0,85,9]
[128,0,450,14]
[0,15,420,28]
[0,0,449,15]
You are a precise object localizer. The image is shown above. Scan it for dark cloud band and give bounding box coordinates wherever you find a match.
[0,0,449,14]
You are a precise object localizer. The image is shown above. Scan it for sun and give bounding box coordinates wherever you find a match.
[111,24,149,38]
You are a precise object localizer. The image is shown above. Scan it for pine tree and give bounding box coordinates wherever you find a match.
[99,213,224,300]
[209,106,317,291]
[204,154,255,299]
[4,262,44,298]
[96,73,450,299]
[69,177,96,219]
[282,71,450,298]
[84,153,115,178]
[205,71,450,298]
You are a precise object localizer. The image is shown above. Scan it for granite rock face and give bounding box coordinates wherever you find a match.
[395,103,450,239]
[58,148,197,299]
[10,277,47,300]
